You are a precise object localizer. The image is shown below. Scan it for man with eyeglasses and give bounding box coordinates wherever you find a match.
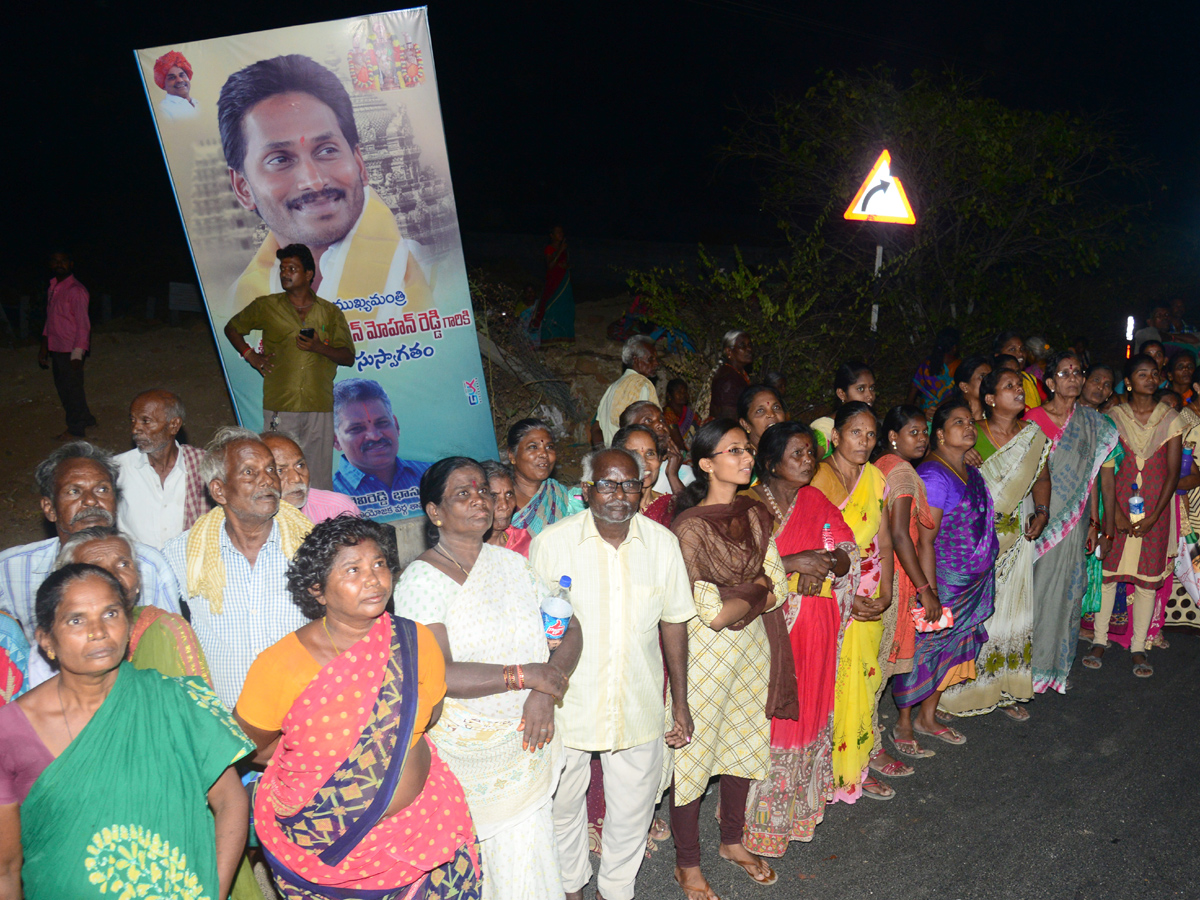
[530,448,696,900]
[223,243,355,489]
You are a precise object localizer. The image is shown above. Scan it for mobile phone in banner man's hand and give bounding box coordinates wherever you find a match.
[299,328,315,338]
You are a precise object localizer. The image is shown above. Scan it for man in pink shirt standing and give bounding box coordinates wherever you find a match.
[259,430,360,524]
[38,251,96,439]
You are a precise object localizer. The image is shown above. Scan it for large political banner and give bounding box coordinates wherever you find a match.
[135,7,492,521]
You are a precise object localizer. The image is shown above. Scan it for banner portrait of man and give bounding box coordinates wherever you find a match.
[217,53,432,319]
[136,8,495,522]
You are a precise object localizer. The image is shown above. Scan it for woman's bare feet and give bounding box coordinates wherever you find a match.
[718,843,777,884]
[674,865,720,900]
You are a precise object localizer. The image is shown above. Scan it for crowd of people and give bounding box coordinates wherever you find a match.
[0,310,1196,900]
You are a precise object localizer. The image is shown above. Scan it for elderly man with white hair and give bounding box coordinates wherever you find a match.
[162,425,313,708]
[590,335,660,447]
[531,447,696,900]
[259,429,361,524]
[114,389,209,548]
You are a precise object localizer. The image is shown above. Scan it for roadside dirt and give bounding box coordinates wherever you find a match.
[0,296,635,549]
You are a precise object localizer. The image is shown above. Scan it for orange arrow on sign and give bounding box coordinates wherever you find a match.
[843,149,916,225]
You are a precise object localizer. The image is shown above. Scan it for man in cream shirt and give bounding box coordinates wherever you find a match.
[590,335,659,447]
[530,448,695,900]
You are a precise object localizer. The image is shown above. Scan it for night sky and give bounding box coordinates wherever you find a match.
[7,0,1198,302]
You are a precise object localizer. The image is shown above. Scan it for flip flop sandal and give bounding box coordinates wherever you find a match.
[1151,633,1170,649]
[649,818,671,842]
[890,728,936,759]
[913,725,967,745]
[674,866,720,900]
[860,775,896,800]
[934,710,956,726]
[1133,660,1154,678]
[723,855,779,885]
[1081,652,1103,670]
[1001,705,1031,722]
[870,757,915,777]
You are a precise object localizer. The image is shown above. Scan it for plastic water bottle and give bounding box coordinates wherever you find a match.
[541,576,573,643]
[1179,447,1194,496]
[1129,484,1145,524]
[820,523,835,595]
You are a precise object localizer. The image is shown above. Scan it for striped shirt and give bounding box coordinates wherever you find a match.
[0,537,182,644]
[163,521,307,709]
[529,510,696,752]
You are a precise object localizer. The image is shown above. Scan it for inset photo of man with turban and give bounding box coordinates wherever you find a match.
[154,50,199,120]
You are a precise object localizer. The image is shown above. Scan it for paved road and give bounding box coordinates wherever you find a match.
[590,631,1198,900]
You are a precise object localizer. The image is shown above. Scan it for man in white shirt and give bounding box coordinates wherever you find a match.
[153,50,200,120]
[530,448,695,900]
[590,336,660,447]
[114,390,209,548]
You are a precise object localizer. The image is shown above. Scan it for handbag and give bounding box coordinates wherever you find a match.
[911,604,954,633]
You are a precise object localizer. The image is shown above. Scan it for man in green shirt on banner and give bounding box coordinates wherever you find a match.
[224,243,354,489]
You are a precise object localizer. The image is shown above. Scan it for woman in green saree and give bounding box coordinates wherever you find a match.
[0,564,253,899]
[506,419,584,537]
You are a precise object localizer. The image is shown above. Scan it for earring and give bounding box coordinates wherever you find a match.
[434,520,442,526]
[891,440,898,449]
[47,650,55,660]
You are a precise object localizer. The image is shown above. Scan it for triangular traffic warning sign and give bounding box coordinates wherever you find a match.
[843,149,916,224]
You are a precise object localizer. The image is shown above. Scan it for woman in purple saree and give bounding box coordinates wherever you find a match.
[893,400,999,746]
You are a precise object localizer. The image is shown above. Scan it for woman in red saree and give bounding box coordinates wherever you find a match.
[529,225,575,343]
[235,517,481,900]
[742,421,855,856]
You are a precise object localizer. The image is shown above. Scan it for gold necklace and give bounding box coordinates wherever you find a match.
[831,458,860,497]
[759,482,785,520]
[435,543,472,577]
[984,418,1014,447]
[931,453,968,484]
[56,678,111,741]
[322,616,342,655]
[57,678,75,741]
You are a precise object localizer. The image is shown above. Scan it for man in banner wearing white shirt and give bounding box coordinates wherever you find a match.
[217,53,432,318]
[153,50,200,120]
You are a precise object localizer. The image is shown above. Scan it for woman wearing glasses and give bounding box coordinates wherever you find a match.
[670,420,789,899]
[811,401,897,801]
[1025,351,1119,690]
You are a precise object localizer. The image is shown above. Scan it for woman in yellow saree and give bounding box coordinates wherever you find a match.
[810,402,895,801]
